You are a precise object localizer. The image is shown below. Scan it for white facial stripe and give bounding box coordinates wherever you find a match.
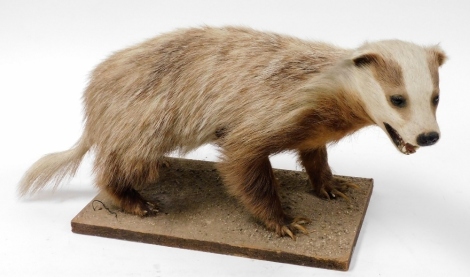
[398,46,439,142]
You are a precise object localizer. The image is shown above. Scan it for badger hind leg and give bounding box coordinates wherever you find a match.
[299,147,358,201]
[95,153,160,216]
[218,154,310,240]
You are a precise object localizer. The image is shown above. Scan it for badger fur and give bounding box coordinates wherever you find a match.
[19,27,446,239]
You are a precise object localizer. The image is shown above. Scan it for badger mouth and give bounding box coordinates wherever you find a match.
[384,123,418,155]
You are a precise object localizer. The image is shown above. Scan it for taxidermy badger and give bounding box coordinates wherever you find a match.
[19,27,446,239]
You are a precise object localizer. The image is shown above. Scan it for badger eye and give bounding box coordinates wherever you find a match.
[390,95,406,108]
[433,95,440,106]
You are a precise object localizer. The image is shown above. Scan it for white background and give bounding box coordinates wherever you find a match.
[1,1,469,276]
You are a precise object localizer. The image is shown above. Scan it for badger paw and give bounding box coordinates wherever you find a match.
[143,201,160,215]
[123,200,159,217]
[316,176,359,202]
[273,217,311,241]
[117,191,160,217]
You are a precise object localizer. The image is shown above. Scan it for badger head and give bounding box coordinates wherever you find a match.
[349,40,446,155]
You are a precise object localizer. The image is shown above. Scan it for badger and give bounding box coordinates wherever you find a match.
[19,27,446,239]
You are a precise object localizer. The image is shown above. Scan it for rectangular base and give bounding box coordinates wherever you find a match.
[71,157,373,271]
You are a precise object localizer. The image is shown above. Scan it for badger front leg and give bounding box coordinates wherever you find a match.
[299,146,358,200]
[217,155,310,240]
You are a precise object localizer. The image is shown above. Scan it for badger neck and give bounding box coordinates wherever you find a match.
[291,71,374,150]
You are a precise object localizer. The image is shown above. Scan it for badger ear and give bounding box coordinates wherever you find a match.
[352,53,381,67]
[428,46,447,66]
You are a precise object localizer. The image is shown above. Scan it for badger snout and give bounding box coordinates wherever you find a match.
[417,131,440,146]
[384,123,440,154]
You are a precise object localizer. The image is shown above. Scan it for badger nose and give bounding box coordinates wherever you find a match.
[417,132,440,146]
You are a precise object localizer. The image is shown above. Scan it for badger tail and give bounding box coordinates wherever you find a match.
[18,134,91,196]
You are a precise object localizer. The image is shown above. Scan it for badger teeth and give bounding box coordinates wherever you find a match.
[384,122,418,155]
[401,145,408,154]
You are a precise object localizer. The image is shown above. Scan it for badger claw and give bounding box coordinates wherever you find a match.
[276,217,311,240]
[145,202,159,214]
[316,177,359,202]
[282,226,295,240]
